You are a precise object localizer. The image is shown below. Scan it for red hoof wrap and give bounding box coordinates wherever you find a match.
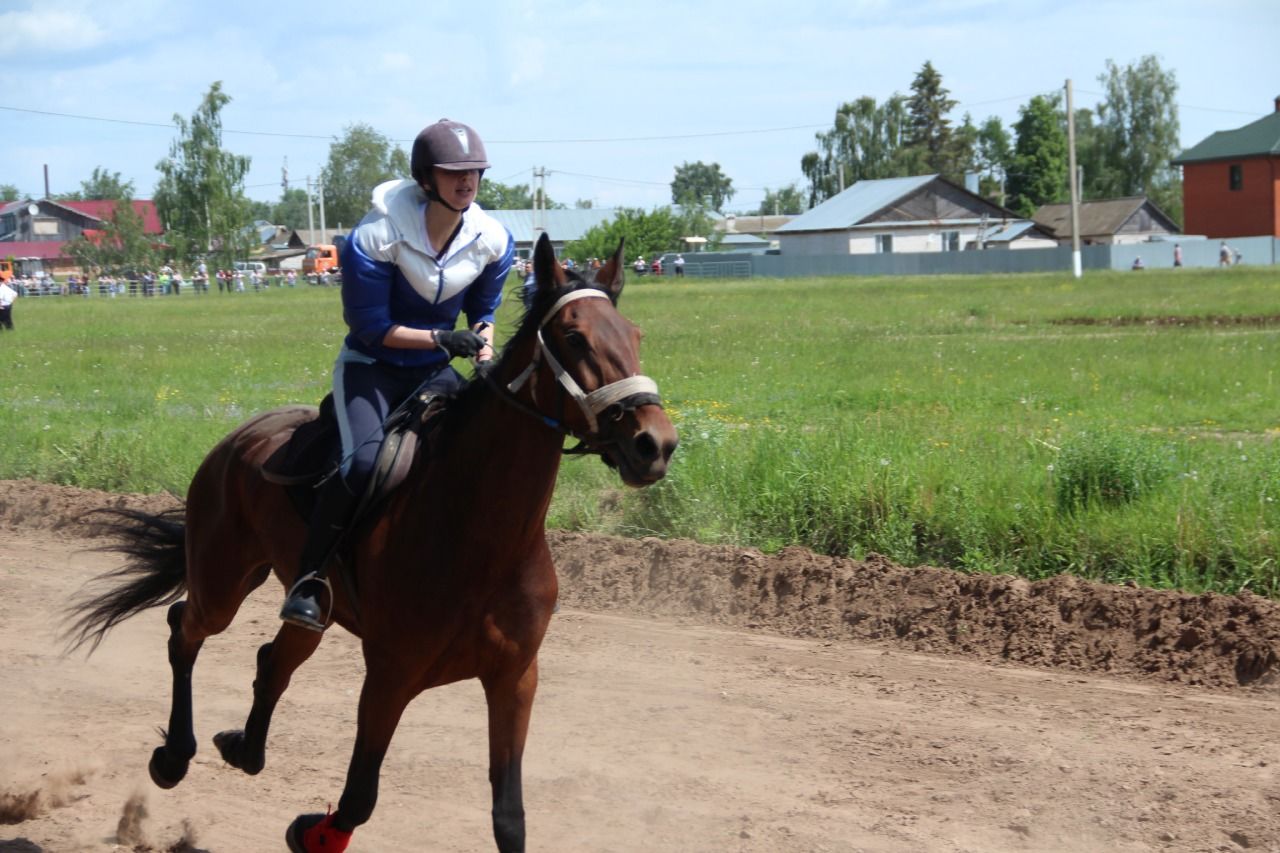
[299,812,353,852]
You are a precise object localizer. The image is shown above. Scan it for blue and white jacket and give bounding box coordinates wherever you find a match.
[341,179,515,368]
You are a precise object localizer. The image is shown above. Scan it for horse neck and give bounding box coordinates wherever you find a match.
[407,333,567,544]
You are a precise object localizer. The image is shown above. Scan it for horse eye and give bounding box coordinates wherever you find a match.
[563,331,589,351]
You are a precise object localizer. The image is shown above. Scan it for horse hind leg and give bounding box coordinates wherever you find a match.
[215,624,323,775]
[149,600,204,788]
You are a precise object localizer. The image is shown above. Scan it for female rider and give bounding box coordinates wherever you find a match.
[281,119,515,631]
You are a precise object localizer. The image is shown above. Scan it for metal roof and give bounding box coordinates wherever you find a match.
[983,220,1049,242]
[484,208,619,244]
[1173,110,1280,164]
[720,232,770,245]
[1033,197,1179,239]
[775,174,937,233]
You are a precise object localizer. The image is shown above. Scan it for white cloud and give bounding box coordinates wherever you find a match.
[0,7,105,53]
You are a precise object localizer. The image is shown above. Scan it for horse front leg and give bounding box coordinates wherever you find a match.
[483,658,539,853]
[150,601,204,789]
[285,665,411,853]
[214,624,324,775]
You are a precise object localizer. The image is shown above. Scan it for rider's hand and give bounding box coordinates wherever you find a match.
[434,329,487,359]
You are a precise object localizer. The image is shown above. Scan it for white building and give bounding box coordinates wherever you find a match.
[775,174,1035,255]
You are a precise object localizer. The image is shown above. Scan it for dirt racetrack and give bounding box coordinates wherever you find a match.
[1,480,1278,852]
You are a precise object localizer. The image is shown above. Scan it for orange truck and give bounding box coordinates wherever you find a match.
[302,244,340,276]
[0,257,45,283]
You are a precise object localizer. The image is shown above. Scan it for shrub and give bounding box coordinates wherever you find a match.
[1053,430,1172,512]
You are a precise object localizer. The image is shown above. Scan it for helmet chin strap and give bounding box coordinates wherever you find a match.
[425,186,469,214]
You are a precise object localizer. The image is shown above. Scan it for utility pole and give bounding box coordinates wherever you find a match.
[306,176,315,246]
[1066,78,1082,279]
[318,177,327,242]
[532,166,548,239]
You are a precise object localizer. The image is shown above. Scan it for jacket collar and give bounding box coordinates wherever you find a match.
[372,179,483,259]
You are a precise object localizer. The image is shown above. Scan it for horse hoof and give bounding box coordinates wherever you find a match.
[213,729,264,775]
[148,746,188,790]
[287,813,351,853]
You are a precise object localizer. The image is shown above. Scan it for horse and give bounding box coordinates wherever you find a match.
[67,232,678,852]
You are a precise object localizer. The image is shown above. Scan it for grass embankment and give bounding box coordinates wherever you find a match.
[3,267,1278,596]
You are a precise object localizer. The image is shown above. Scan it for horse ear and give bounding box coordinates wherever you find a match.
[533,232,566,293]
[595,238,625,302]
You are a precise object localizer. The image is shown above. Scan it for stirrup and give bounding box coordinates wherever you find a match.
[281,571,334,632]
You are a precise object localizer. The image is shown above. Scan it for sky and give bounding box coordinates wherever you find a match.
[2,0,1277,219]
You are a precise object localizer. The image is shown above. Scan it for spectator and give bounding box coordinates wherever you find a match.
[673,253,685,277]
[633,256,646,276]
[1173,243,1183,268]
[1219,241,1232,267]
[0,277,17,330]
[1131,256,1145,271]
[652,257,662,276]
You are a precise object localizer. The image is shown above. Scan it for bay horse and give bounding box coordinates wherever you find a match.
[67,233,678,852]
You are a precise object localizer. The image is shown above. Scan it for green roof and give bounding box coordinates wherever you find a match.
[1173,110,1280,164]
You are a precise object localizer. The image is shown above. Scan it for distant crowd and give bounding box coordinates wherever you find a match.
[7,263,343,298]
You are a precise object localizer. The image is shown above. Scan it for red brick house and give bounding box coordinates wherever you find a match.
[1172,98,1280,238]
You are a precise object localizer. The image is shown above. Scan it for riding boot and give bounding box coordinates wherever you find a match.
[280,476,359,632]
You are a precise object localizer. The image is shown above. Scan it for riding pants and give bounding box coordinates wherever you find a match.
[331,346,463,500]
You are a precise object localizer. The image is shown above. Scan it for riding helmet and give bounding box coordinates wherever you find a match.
[411,119,490,184]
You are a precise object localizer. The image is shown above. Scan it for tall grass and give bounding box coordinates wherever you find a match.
[3,267,1279,595]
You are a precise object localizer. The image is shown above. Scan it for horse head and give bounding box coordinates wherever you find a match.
[508,233,677,486]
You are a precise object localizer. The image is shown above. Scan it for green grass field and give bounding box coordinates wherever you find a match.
[3,266,1278,596]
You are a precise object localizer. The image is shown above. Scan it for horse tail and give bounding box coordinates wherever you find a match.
[65,507,188,654]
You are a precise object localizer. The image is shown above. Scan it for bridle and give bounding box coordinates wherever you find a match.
[485,288,662,453]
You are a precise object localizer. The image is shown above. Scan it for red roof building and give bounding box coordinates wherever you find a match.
[1172,98,1280,238]
[0,197,165,275]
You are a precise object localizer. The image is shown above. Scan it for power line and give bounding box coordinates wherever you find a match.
[0,104,824,145]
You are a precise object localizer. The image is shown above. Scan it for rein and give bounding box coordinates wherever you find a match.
[488,288,663,454]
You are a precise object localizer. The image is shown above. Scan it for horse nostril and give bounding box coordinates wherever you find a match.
[633,431,658,462]
[662,436,677,462]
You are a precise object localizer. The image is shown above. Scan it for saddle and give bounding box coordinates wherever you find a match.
[261,389,450,523]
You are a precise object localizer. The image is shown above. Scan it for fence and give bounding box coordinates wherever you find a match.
[672,236,1279,280]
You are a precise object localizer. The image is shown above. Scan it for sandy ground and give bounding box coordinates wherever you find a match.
[1,481,1278,853]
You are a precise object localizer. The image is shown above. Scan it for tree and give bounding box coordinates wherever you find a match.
[566,206,714,265]
[247,199,273,222]
[1006,95,1069,218]
[272,187,311,230]
[153,81,253,266]
[0,184,18,202]
[801,94,909,207]
[752,184,806,215]
[902,61,960,177]
[320,123,410,229]
[671,161,734,211]
[975,116,1013,204]
[474,180,563,211]
[1092,56,1181,224]
[66,197,157,274]
[76,167,136,200]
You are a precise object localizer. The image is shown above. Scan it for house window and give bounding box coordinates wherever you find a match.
[32,218,59,236]
[941,230,960,252]
[1229,164,1243,191]
[875,234,893,254]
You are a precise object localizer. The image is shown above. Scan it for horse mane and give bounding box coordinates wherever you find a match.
[433,269,603,433]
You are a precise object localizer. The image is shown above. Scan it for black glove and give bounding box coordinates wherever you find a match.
[434,329,487,359]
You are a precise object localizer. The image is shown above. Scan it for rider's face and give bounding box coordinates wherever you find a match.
[432,168,479,209]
